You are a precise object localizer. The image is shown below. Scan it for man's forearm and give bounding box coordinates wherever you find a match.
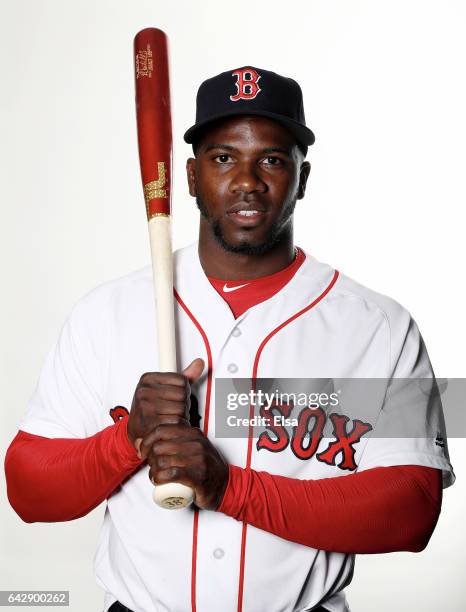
[4,417,142,523]
[217,464,442,553]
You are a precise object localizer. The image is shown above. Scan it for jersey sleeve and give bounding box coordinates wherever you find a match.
[357,314,455,488]
[18,288,111,439]
[5,417,142,523]
[217,464,441,553]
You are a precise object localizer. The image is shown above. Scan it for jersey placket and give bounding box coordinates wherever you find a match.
[174,245,341,612]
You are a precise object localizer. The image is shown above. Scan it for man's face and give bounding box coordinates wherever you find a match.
[186,116,310,256]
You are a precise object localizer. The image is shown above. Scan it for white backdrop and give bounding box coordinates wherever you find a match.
[1,1,465,611]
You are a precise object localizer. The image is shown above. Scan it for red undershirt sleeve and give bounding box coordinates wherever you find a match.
[4,416,142,523]
[216,464,442,554]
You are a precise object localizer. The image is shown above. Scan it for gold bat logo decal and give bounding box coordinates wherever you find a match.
[144,161,168,216]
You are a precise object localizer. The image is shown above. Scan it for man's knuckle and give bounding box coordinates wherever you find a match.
[156,387,167,399]
[195,463,208,483]
[171,402,186,416]
[169,467,180,480]
[166,415,182,425]
[175,388,187,402]
[156,466,176,482]
[157,455,169,469]
[135,387,148,402]
[194,436,205,448]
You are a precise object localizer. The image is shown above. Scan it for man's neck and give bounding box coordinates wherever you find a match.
[198,229,296,280]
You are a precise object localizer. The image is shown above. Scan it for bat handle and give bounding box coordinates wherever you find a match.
[148,215,195,509]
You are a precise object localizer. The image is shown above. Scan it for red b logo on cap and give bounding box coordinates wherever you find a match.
[230,68,261,101]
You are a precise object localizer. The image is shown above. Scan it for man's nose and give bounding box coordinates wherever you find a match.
[229,161,266,195]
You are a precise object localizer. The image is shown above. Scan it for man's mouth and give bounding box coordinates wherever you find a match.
[226,201,266,214]
[227,208,266,227]
[235,210,261,217]
[226,202,267,226]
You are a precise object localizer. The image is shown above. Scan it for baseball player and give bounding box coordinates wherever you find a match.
[5,67,455,612]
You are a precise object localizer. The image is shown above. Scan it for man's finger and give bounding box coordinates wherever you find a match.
[182,358,205,383]
[139,420,191,460]
[138,371,189,388]
[151,423,204,443]
[139,398,187,417]
[150,467,193,487]
[136,384,188,403]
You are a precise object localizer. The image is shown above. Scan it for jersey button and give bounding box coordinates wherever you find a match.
[231,327,241,338]
[213,548,225,559]
[227,363,238,374]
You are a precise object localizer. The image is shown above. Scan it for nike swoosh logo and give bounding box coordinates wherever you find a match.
[222,282,250,293]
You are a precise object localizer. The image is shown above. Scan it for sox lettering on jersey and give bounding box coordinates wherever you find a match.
[230,68,262,101]
[254,400,372,470]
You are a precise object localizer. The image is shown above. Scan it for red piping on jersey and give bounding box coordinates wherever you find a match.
[173,289,212,612]
[190,510,199,612]
[237,269,340,612]
[174,290,213,437]
[174,289,213,612]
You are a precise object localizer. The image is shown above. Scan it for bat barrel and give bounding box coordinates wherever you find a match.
[134,28,172,219]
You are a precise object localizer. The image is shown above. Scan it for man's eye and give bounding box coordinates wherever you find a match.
[262,156,282,166]
[214,154,232,163]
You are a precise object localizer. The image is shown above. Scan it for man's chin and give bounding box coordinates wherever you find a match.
[212,224,280,256]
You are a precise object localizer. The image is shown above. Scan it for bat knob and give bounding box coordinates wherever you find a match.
[152,483,195,509]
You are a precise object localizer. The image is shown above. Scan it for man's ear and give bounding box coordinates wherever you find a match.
[186,158,197,197]
[297,161,311,200]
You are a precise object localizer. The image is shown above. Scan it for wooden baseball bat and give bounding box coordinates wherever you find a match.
[134,27,194,510]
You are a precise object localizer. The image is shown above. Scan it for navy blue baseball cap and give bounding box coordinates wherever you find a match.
[184,66,315,152]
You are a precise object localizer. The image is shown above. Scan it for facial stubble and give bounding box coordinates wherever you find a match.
[196,196,297,256]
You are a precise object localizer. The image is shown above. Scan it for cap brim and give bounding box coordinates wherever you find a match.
[183,109,315,148]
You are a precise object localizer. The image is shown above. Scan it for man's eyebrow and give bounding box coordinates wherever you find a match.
[261,146,292,156]
[203,144,236,153]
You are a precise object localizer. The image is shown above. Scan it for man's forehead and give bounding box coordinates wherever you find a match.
[195,115,299,152]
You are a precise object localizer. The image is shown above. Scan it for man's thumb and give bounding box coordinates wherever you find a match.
[182,358,205,383]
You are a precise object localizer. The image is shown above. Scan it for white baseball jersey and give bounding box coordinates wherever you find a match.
[19,241,454,612]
